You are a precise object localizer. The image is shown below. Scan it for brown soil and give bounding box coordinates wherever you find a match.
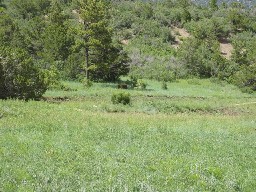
[219,37,233,59]
[171,27,191,49]
[121,39,129,45]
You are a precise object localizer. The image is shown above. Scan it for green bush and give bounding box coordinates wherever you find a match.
[231,31,256,66]
[111,92,131,105]
[137,79,147,90]
[82,78,93,88]
[0,47,50,100]
[162,81,168,90]
[126,76,138,88]
[231,64,256,93]
[177,38,226,78]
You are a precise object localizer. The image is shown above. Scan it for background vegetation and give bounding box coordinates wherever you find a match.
[0,0,256,191]
[1,0,256,99]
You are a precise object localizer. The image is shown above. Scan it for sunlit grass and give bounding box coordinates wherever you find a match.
[0,79,255,191]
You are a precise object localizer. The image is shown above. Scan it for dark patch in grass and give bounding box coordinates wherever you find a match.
[42,96,71,103]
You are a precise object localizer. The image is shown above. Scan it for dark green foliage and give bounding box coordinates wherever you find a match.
[133,2,153,19]
[0,47,49,99]
[227,7,248,32]
[136,79,147,90]
[231,64,256,93]
[0,12,16,46]
[89,43,130,82]
[82,78,93,88]
[130,76,138,88]
[162,81,168,90]
[1,0,256,93]
[73,0,129,82]
[209,0,218,11]
[9,0,51,19]
[40,1,73,63]
[231,31,256,66]
[111,92,130,105]
[177,38,226,78]
[185,17,231,40]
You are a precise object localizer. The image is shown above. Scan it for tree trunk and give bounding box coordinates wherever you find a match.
[84,19,90,80]
[85,47,89,79]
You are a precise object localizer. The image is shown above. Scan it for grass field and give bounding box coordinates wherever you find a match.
[0,79,256,191]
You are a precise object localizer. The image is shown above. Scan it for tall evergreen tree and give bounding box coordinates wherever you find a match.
[74,0,129,82]
[41,0,73,63]
[76,0,111,80]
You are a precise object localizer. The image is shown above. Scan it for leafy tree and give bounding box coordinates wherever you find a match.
[231,64,256,93]
[227,7,249,32]
[231,31,256,66]
[177,38,226,78]
[17,16,46,56]
[133,2,153,19]
[0,46,49,99]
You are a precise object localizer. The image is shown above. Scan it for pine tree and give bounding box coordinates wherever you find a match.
[41,0,73,62]
[76,0,112,80]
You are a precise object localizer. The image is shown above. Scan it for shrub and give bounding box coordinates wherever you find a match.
[82,78,93,88]
[137,79,147,90]
[162,81,168,90]
[130,76,138,88]
[177,38,226,78]
[111,92,131,105]
[231,31,256,66]
[0,46,49,100]
[230,64,256,93]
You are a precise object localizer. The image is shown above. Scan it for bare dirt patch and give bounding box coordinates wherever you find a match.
[219,37,233,59]
[121,39,129,45]
[171,26,191,49]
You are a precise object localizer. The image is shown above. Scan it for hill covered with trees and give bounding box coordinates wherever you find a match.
[0,0,256,99]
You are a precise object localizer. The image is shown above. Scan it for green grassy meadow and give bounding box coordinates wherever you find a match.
[0,79,256,191]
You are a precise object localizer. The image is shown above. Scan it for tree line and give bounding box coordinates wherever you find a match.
[1,0,256,100]
[110,0,256,93]
[0,0,129,99]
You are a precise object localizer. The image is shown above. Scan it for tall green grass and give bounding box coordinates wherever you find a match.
[0,79,255,191]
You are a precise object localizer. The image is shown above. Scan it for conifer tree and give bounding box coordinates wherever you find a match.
[77,0,112,80]
[41,0,72,63]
